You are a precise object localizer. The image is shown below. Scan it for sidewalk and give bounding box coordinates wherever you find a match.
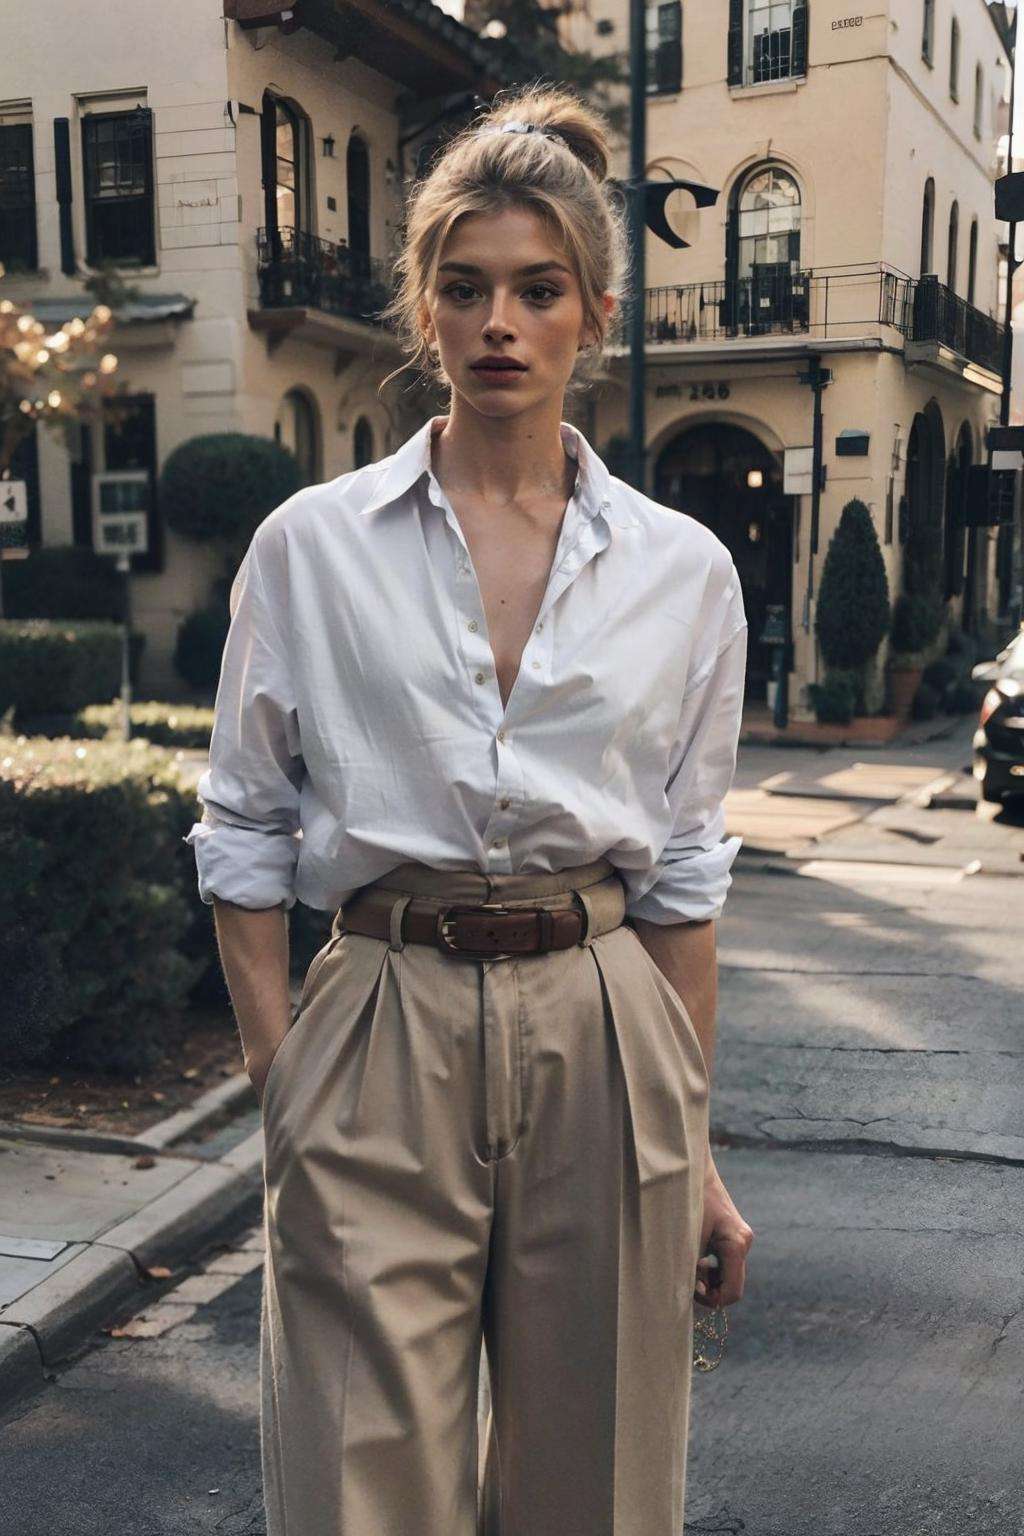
[0,997,291,1403]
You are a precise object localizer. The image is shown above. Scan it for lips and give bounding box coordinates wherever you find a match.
[471,360,527,371]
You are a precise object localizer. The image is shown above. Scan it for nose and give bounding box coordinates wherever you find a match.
[482,289,516,342]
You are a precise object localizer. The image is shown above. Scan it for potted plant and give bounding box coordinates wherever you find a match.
[814,498,891,720]
[887,590,945,718]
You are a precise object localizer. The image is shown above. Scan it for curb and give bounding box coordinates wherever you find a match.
[0,1128,265,1409]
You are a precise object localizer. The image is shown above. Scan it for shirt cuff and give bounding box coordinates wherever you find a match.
[183,821,300,911]
[621,834,743,924]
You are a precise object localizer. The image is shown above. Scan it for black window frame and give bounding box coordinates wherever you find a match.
[647,1,683,94]
[100,394,162,574]
[81,105,156,268]
[0,122,39,274]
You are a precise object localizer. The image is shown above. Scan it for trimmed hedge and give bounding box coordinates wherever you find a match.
[890,591,945,658]
[0,731,211,1073]
[808,670,857,724]
[174,603,230,692]
[0,544,126,622]
[0,619,145,722]
[10,700,216,749]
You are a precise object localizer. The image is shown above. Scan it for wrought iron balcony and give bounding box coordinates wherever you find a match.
[255,226,393,326]
[608,262,1004,378]
[910,273,1004,375]
[609,264,917,348]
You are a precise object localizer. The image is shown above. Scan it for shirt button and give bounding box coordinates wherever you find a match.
[468,619,478,632]
[491,837,506,849]
[536,621,544,631]
[531,660,540,670]
[499,797,511,809]
[496,729,506,743]
[475,671,485,684]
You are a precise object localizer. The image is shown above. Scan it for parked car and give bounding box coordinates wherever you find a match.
[972,626,1024,804]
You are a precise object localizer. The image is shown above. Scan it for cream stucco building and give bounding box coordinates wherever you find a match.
[0,0,501,695]
[0,0,1018,715]
[580,0,1018,717]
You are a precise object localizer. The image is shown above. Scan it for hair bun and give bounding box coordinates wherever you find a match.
[485,85,610,182]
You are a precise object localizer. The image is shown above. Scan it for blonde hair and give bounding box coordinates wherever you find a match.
[376,83,631,404]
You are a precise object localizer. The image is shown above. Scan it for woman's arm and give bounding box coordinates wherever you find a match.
[630,914,754,1309]
[211,898,292,1103]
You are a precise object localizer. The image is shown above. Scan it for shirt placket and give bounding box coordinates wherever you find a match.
[428,468,612,873]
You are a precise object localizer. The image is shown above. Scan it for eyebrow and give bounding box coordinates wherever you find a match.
[437,260,573,277]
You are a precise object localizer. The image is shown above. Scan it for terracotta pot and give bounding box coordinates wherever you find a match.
[888,665,924,719]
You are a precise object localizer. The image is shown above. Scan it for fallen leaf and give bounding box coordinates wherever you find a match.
[133,1153,157,1170]
[181,1067,200,1080]
[145,1264,173,1279]
[150,1092,166,1103]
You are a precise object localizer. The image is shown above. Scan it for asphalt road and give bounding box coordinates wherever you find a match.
[2,833,1022,1536]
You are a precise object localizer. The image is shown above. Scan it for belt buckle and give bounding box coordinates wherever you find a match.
[438,902,544,961]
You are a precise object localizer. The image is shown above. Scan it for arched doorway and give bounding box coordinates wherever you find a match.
[653,421,793,700]
[275,388,319,485]
[903,400,945,597]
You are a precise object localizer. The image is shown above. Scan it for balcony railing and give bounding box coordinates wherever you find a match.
[911,273,1004,375]
[255,226,393,326]
[608,262,1003,375]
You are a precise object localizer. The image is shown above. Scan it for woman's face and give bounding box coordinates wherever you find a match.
[420,205,610,419]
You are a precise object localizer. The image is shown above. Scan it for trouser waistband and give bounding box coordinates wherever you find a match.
[335,859,627,953]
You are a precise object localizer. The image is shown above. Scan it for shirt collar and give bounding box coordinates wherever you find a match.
[356,415,637,528]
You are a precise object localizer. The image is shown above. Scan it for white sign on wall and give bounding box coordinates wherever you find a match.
[783,446,815,496]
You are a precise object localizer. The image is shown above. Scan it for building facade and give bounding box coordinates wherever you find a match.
[0,0,502,694]
[1,0,1017,711]
[582,0,1016,716]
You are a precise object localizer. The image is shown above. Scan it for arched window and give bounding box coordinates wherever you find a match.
[974,64,984,137]
[274,389,319,485]
[920,177,935,276]
[734,164,801,281]
[922,0,935,63]
[947,200,959,292]
[949,17,960,100]
[347,134,370,271]
[259,92,311,262]
[353,415,375,469]
[967,217,978,306]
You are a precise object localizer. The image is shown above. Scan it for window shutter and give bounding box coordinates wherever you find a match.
[134,106,156,266]
[792,3,808,76]
[727,0,744,85]
[654,2,682,93]
[260,96,278,237]
[54,117,76,275]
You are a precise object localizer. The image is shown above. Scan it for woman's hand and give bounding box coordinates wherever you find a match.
[695,1153,755,1308]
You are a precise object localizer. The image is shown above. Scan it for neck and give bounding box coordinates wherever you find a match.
[430,400,576,506]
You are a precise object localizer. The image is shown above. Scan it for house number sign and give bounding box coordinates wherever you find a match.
[655,382,731,400]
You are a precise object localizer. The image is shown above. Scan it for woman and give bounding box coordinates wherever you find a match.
[186,83,755,1536]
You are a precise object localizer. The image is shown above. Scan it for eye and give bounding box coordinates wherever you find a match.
[441,281,477,302]
[526,284,561,303]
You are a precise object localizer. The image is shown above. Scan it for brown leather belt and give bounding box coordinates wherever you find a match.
[341,896,589,961]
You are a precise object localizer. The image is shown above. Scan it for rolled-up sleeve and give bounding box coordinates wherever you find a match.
[183,533,304,910]
[623,571,748,925]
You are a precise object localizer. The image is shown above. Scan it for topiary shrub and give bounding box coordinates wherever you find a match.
[159,433,301,574]
[174,604,231,691]
[890,590,944,657]
[0,544,125,621]
[816,499,891,672]
[808,671,857,724]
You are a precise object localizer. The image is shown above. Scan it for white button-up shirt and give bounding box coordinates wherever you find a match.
[184,414,748,923]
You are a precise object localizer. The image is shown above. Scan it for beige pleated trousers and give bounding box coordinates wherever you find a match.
[259,857,710,1536]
